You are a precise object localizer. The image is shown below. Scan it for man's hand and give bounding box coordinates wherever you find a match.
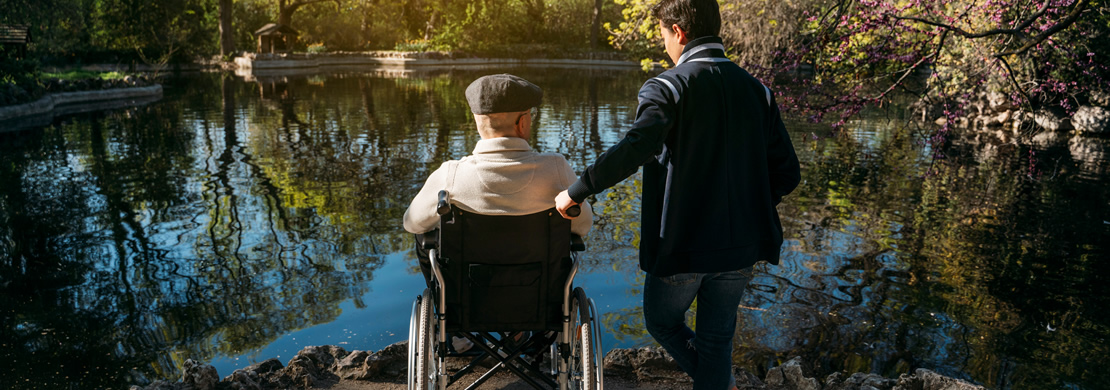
[555,190,579,219]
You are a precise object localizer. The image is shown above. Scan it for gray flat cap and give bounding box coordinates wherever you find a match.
[465,74,543,114]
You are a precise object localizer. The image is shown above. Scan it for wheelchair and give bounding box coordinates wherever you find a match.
[408,190,604,390]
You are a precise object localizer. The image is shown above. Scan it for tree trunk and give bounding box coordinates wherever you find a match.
[219,0,235,57]
[278,7,294,26]
[424,9,437,40]
[590,0,602,50]
[525,0,544,41]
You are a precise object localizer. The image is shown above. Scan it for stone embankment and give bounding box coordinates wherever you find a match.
[917,90,1110,176]
[0,76,163,131]
[232,51,645,80]
[132,343,985,390]
[922,90,1110,137]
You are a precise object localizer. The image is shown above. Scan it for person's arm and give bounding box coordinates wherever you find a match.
[403,165,450,234]
[557,80,676,218]
[765,93,801,204]
[556,156,594,236]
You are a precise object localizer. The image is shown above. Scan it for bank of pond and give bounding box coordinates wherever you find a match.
[1,69,1107,390]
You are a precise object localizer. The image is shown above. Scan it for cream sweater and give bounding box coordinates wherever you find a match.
[403,137,594,236]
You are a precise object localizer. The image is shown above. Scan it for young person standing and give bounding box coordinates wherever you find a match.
[554,0,801,388]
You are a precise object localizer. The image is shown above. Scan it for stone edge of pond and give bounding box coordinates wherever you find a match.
[0,85,163,130]
[234,52,646,71]
[130,343,988,390]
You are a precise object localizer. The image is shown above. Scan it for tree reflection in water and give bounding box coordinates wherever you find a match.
[0,70,1108,390]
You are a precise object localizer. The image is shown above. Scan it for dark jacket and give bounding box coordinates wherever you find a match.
[566,36,801,277]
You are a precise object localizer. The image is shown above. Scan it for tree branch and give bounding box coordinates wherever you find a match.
[891,15,1030,41]
[871,30,950,101]
[891,0,1054,42]
[284,0,341,13]
[996,56,1034,110]
[994,0,1089,58]
[287,0,341,8]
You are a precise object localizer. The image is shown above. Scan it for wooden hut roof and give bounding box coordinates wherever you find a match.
[255,23,299,36]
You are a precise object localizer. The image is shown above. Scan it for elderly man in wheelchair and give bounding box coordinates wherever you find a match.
[403,74,604,390]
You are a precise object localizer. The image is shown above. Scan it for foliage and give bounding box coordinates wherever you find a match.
[605,0,1108,136]
[0,53,43,106]
[394,39,439,52]
[41,69,130,80]
[606,0,667,63]
[306,42,327,53]
[234,0,276,52]
[777,0,1107,130]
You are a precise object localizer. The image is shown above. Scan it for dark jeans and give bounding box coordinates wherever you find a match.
[644,268,754,390]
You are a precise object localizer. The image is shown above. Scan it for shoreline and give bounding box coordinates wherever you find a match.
[233,51,652,80]
[131,343,986,390]
[0,85,163,132]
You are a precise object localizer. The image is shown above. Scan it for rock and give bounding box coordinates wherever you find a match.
[1012,111,1034,134]
[826,371,896,390]
[132,380,178,390]
[1071,105,1110,134]
[333,343,408,381]
[764,357,819,390]
[603,346,690,383]
[181,359,219,390]
[996,110,1012,125]
[981,113,1003,128]
[222,369,262,390]
[297,345,349,369]
[246,358,283,375]
[1031,130,1064,148]
[1090,90,1110,107]
[987,91,1013,111]
[364,341,409,379]
[893,368,985,390]
[733,366,765,390]
[335,350,373,380]
[1035,107,1074,131]
[934,117,947,126]
[270,345,348,388]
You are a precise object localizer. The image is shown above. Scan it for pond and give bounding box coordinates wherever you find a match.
[1,68,1108,390]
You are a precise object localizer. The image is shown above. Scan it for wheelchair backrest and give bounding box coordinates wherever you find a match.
[436,207,573,332]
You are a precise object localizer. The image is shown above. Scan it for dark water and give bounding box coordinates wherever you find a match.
[1,69,1108,390]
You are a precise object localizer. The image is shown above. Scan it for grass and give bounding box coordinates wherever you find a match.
[41,69,130,80]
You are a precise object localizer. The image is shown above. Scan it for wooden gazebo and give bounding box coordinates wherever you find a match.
[0,24,31,59]
[255,23,299,54]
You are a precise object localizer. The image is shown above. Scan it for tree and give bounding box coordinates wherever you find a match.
[609,0,1108,135]
[277,0,341,27]
[220,0,235,57]
[591,0,603,50]
[786,0,1103,130]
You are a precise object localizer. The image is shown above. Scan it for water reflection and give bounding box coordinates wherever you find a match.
[1,69,1108,390]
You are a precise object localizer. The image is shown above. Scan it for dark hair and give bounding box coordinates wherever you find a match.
[651,0,721,40]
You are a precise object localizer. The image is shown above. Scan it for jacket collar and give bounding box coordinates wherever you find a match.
[473,137,532,154]
[677,36,727,66]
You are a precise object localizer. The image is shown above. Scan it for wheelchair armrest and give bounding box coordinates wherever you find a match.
[570,234,585,252]
[420,230,439,250]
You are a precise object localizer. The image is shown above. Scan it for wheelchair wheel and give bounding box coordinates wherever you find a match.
[407,295,420,390]
[570,287,602,390]
[409,289,437,390]
[589,296,604,390]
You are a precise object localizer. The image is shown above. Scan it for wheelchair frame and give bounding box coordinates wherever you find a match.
[408,190,604,390]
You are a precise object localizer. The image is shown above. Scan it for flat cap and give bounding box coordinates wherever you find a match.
[465,74,543,114]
